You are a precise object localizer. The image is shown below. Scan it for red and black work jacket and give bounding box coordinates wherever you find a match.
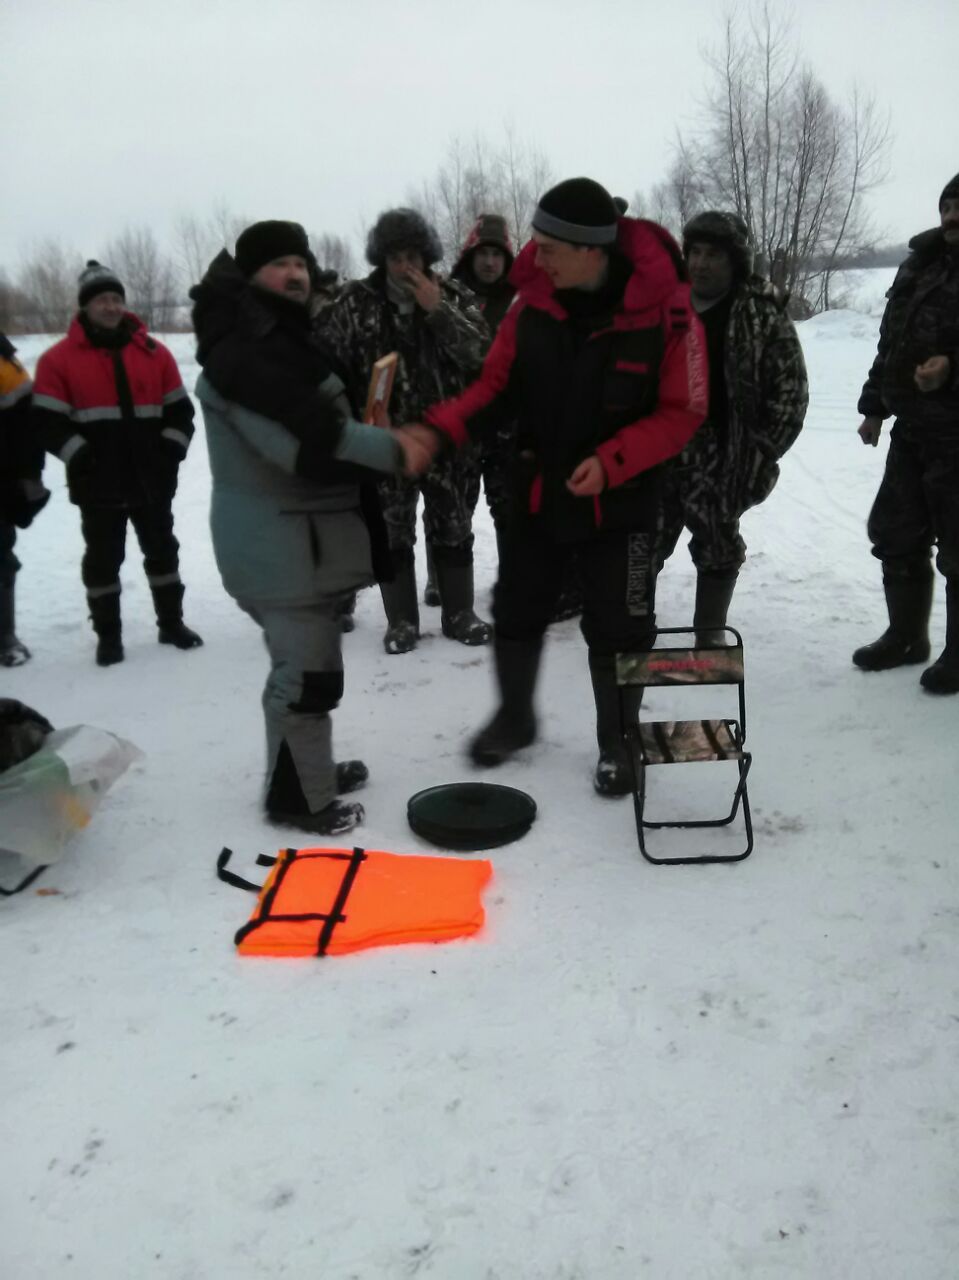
[426,218,708,542]
[32,313,194,507]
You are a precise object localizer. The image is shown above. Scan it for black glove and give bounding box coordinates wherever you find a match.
[67,444,97,481]
[2,480,51,529]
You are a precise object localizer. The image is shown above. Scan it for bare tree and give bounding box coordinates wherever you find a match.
[408,128,553,265]
[174,202,249,293]
[638,3,890,313]
[16,239,82,333]
[106,226,180,331]
[310,232,356,280]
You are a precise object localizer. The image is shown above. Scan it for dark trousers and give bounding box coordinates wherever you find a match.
[868,420,959,580]
[79,503,181,594]
[0,521,19,588]
[493,519,657,655]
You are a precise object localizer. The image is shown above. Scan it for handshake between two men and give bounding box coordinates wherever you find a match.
[387,422,608,498]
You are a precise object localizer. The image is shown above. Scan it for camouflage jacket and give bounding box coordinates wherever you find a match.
[858,228,959,429]
[316,269,489,425]
[689,276,808,516]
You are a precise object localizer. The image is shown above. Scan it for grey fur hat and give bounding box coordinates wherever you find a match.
[366,208,443,269]
[682,211,754,279]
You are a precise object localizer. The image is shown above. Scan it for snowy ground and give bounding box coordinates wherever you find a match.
[2,293,958,1280]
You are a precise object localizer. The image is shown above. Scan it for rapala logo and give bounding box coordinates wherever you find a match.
[647,658,716,672]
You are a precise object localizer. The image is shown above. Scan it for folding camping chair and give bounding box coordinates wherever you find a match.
[616,626,753,865]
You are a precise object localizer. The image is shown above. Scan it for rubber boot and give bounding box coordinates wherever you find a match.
[424,543,440,607]
[380,553,420,654]
[920,580,959,694]
[152,582,203,649]
[265,740,364,835]
[89,592,124,666]
[470,636,542,765]
[852,566,933,671]
[436,559,492,646]
[693,570,739,648]
[589,650,643,797]
[0,583,30,667]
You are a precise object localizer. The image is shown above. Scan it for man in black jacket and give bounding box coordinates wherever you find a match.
[191,220,412,836]
[853,174,959,694]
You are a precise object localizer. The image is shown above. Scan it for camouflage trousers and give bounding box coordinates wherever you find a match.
[868,419,959,581]
[379,451,479,563]
[655,427,746,575]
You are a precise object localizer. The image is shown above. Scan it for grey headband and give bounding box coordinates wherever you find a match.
[531,208,618,246]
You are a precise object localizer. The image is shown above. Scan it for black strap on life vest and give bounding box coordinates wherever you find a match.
[216,846,266,893]
[0,862,49,897]
[316,846,367,957]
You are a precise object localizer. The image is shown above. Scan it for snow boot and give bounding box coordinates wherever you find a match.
[380,553,420,654]
[266,740,365,834]
[920,580,959,695]
[89,593,124,666]
[469,636,542,765]
[336,759,369,793]
[693,570,738,648]
[0,583,30,667]
[424,543,440,607]
[153,582,203,649]
[852,566,933,671]
[589,650,642,797]
[436,560,492,646]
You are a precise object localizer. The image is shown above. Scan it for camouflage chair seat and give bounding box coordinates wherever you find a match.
[616,627,753,865]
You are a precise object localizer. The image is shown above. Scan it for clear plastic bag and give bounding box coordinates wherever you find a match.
[0,725,142,868]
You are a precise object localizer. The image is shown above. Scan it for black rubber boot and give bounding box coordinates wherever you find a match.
[152,582,203,649]
[380,553,420,654]
[920,580,959,695]
[436,560,492,646]
[89,593,124,666]
[266,741,365,834]
[470,636,542,765]
[589,650,643,797]
[424,543,440,607]
[693,571,739,648]
[852,566,933,671]
[0,583,30,667]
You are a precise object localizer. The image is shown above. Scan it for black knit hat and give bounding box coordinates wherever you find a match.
[366,208,443,269]
[235,221,314,277]
[939,173,959,210]
[532,178,619,246]
[78,260,125,307]
[682,210,754,279]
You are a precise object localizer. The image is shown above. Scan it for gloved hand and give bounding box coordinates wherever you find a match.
[4,479,51,529]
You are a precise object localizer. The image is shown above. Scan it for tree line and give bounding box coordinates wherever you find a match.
[2,5,898,334]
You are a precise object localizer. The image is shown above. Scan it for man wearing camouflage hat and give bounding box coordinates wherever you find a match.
[655,210,808,646]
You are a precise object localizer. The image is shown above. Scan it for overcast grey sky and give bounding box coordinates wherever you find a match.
[3,0,956,273]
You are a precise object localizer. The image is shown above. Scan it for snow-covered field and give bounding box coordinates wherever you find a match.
[2,292,958,1279]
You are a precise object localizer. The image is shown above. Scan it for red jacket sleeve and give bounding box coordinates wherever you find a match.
[424,302,521,446]
[595,298,708,487]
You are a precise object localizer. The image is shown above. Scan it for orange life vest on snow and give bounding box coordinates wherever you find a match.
[218,846,492,958]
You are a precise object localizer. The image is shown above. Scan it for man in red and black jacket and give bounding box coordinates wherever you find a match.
[400,178,708,794]
[33,261,202,665]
